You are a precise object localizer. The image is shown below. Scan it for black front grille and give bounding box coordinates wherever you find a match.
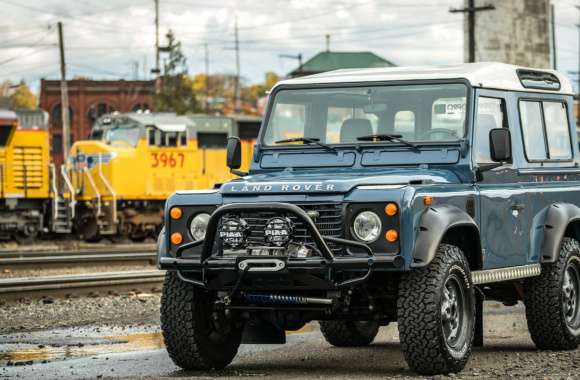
[227,203,344,255]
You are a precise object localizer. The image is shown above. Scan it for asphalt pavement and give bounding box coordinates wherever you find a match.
[1,303,580,379]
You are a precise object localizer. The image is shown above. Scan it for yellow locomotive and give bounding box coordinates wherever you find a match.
[0,110,52,243]
[69,112,260,241]
[0,110,260,243]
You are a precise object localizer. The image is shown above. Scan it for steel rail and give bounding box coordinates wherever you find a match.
[0,251,156,266]
[0,245,156,258]
[0,270,165,295]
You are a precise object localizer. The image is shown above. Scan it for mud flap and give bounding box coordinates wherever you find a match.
[242,320,286,344]
[474,291,484,347]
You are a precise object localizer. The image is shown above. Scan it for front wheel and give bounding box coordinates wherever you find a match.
[160,271,243,370]
[524,237,580,350]
[397,244,475,375]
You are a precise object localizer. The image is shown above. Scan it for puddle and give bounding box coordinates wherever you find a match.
[0,332,165,366]
[0,325,316,366]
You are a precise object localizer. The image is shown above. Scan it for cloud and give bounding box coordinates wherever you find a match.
[0,0,576,93]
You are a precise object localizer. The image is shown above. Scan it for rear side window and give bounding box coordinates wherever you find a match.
[543,102,571,160]
[519,100,572,162]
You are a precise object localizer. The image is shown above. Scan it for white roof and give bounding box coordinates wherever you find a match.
[275,62,573,95]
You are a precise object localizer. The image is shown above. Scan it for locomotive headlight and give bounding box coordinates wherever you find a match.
[264,217,294,247]
[218,217,248,248]
[352,211,382,243]
[189,213,211,241]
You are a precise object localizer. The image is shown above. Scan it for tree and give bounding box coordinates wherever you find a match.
[154,30,200,114]
[10,82,37,110]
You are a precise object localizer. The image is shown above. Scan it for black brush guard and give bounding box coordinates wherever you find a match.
[158,203,404,289]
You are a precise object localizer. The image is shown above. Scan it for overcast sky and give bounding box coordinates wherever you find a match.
[0,0,578,94]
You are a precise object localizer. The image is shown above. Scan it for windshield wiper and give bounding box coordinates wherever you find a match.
[274,137,337,153]
[356,134,420,153]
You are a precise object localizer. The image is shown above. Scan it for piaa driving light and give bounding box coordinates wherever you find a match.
[264,217,294,247]
[218,218,248,248]
[352,211,382,243]
[189,213,210,241]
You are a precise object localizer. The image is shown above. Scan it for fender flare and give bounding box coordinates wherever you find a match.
[156,226,167,269]
[411,205,479,268]
[540,203,580,263]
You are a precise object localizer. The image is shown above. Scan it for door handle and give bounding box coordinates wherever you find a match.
[510,203,525,211]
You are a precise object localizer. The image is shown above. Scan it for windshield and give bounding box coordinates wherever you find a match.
[104,127,141,147]
[262,83,468,146]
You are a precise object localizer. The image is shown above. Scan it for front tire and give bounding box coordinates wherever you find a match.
[397,244,475,375]
[319,320,379,347]
[524,237,580,350]
[160,271,243,370]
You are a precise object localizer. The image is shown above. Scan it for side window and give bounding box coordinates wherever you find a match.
[543,102,571,160]
[519,101,547,161]
[475,97,506,164]
[394,111,415,140]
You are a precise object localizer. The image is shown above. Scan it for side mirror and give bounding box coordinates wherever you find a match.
[227,136,242,170]
[489,128,511,162]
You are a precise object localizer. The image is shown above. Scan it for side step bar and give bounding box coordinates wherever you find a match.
[472,264,541,285]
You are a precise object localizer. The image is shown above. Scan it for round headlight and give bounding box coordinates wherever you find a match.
[190,213,211,241]
[352,211,382,243]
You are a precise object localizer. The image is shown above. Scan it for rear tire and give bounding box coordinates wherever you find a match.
[524,237,580,350]
[397,244,475,375]
[160,271,243,370]
[319,320,379,347]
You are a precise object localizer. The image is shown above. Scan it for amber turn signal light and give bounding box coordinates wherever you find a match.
[170,207,183,220]
[423,196,433,206]
[384,203,398,216]
[385,229,398,242]
[170,232,183,245]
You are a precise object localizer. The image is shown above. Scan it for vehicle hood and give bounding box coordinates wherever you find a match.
[220,167,461,195]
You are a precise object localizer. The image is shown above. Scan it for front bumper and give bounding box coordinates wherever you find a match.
[158,202,404,289]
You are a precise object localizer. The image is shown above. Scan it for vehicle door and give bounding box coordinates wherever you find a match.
[473,89,531,269]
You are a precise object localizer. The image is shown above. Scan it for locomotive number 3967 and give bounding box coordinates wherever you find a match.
[151,152,185,168]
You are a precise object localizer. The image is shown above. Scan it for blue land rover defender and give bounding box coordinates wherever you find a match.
[157,63,580,375]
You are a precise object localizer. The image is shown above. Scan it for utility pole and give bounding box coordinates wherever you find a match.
[450,0,495,63]
[57,21,71,165]
[577,4,580,95]
[205,42,210,113]
[153,0,161,93]
[551,3,557,70]
[325,34,330,52]
[234,17,241,113]
[279,53,303,75]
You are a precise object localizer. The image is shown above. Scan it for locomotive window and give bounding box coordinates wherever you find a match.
[165,132,178,147]
[0,125,14,147]
[198,133,228,149]
[180,132,187,146]
[148,129,157,146]
[238,121,261,140]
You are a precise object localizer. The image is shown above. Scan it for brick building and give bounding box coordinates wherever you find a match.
[39,79,155,167]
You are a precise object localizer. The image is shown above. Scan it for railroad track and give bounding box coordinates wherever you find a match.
[0,270,166,299]
[0,248,157,268]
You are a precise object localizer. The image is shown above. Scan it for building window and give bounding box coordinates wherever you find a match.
[132,103,150,112]
[51,134,63,154]
[88,102,115,126]
[51,104,74,125]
